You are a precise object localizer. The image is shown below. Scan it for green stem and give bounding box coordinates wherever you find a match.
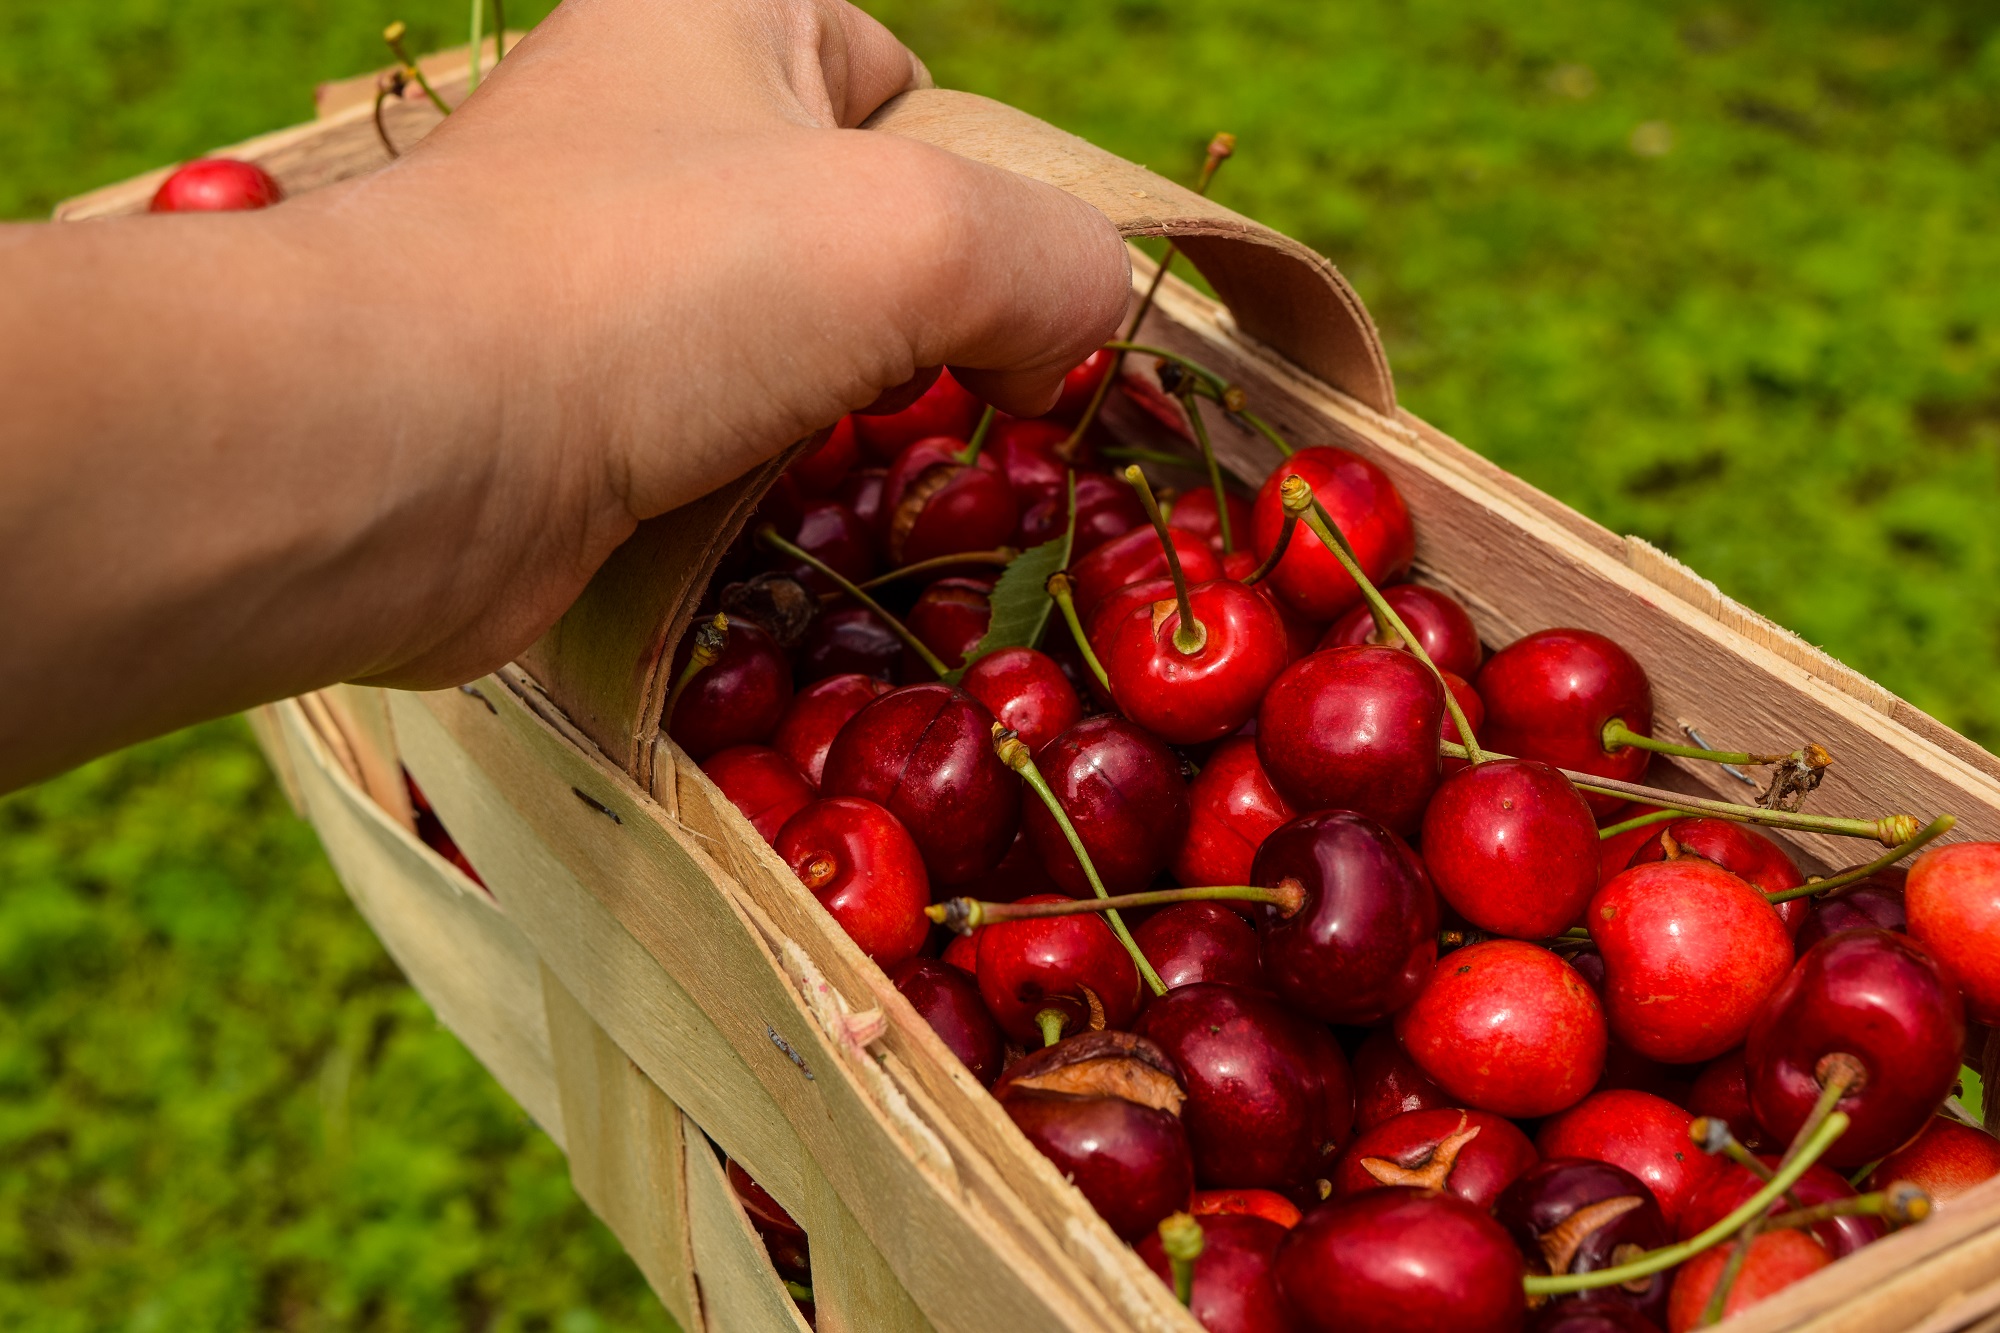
[468,0,484,89]
[928,881,1305,933]
[1103,343,1232,395]
[1243,477,1313,588]
[1035,1008,1068,1049]
[1158,1210,1207,1309]
[1597,808,1682,840]
[1701,1220,1761,1326]
[783,1280,813,1303]
[854,548,1016,591]
[1179,388,1234,554]
[1122,465,1206,656]
[959,405,996,467]
[1603,718,1792,766]
[664,613,727,729]
[1046,573,1111,691]
[1764,816,1957,905]
[382,24,453,116]
[755,526,950,679]
[490,0,507,60]
[1098,445,1208,472]
[1762,1188,1928,1232]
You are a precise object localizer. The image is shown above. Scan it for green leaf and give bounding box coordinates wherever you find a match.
[946,472,1076,683]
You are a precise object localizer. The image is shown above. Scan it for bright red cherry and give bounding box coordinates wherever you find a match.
[788,415,860,494]
[1050,348,1116,421]
[1134,902,1266,992]
[1745,928,1965,1168]
[986,416,1070,509]
[1322,584,1483,679]
[1475,629,1652,816]
[1588,860,1793,1063]
[1666,1230,1829,1333]
[1535,1090,1717,1231]
[851,368,980,461]
[1627,818,1808,936]
[1192,1189,1303,1230]
[1421,758,1600,938]
[772,673,890,787]
[1102,578,1290,744]
[666,618,793,760]
[889,957,1003,1086]
[775,798,929,967]
[941,928,979,975]
[974,893,1142,1044]
[960,647,1081,754]
[1439,668,1487,778]
[1017,469,1147,555]
[1256,646,1444,838]
[1686,1049,1773,1154]
[799,605,901,684]
[1069,524,1223,622]
[1678,1156,1883,1258]
[149,157,284,211]
[1496,1158,1671,1328]
[1794,873,1905,953]
[883,445,1018,567]
[1022,717,1190,897]
[1395,940,1606,1118]
[1276,1188,1526,1333]
[1906,842,2000,1023]
[821,684,1019,885]
[903,576,993,676]
[1173,738,1298,895]
[700,745,815,843]
[1597,808,1669,887]
[1249,446,1415,622]
[1137,1213,1293,1333]
[1351,1028,1453,1131]
[1332,1108,1537,1209]
[1168,487,1255,557]
[1866,1118,2000,1206]
[1251,811,1440,1025]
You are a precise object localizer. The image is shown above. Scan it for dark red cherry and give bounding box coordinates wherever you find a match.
[987,416,1071,510]
[1594,1041,1696,1108]
[883,453,1017,568]
[149,157,284,211]
[1475,629,1652,817]
[975,894,1142,1043]
[1866,1118,2000,1206]
[1678,1155,1883,1258]
[1746,927,1965,1168]
[1275,1188,1526,1333]
[903,576,993,676]
[1322,584,1483,680]
[726,1159,810,1280]
[950,824,1061,904]
[1102,578,1290,744]
[1168,487,1255,557]
[1529,1305,1662,1333]
[882,435,1001,512]
[1686,1048,1773,1154]
[1421,758,1600,938]
[666,619,793,760]
[1134,902,1266,993]
[1249,446,1415,623]
[821,684,1019,885]
[1395,940,1606,1118]
[1351,1028,1453,1131]
[1193,1188,1304,1230]
[1666,1230,1828,1333]
[1136,983,1355,1190]
[1496,1158,1671,1327]
[775,797,930,967]
[851,367,980,462]
[1137,1213,1294,1333]
[1794,873,1905,953]
[1535,1090,1717,1231]
[1251,811,1440,1025]
[961,647,1082,754]
[1069,524,1224,622]
[788,415,860,494]
[1018,469,1148,555]
[1050,348,1116,421]
[1023,717,1191,897]
[889,957,1003,1086]
[1333,1108,1537,1209]
[1627,818,1808,936]
[772,673,890,786]
[1173,737,1298,896]
[799,604,902,684]
[776,497,876,594]
[755,469,808,536]
[700,745,815,843]
[1255,646,1444,838]
[835,466,890,558]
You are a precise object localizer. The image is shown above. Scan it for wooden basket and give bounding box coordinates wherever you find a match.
[67,49,2000,1333]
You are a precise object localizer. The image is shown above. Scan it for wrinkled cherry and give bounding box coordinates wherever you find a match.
[1173,737,1298,895]
[961,647,1081,754]
[700,745,815,843]
[1023,716,1190,897]
[666,618,792,760]
[1256,645,1444,838]
[1333,1107,1538,1209]
[1475,629,1652,816]
[975,894,1141,1043]
[1250,446,1415,622]
[1421,758,1600,938]
[150,157,284,211]
[1351,1027,1453,1131]
[1496,1158,1671,1326]
[1322,583,1483,679]
[775,797,930,967]
[1134,902,1266,993]
[1276,1188,1526,1333]
[889,957,1003,1086]
[1535,1090,1716,1231]
[772,673,890,787]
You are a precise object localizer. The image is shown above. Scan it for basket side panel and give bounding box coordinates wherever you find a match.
[684,1132,815,1333]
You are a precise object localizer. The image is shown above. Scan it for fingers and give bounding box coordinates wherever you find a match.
[816,0,930,127]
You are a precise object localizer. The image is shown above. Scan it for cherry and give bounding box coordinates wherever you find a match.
[1535,1090,1717,1231]
[960,647,1081,754]
[1439,669,1488,779]
[1793,873,1905,953]
[772,673,890,787]
[1192,1189,1303,1230]
[407,774,486,888]
[788,415,860,494]
[1528,1306,1662,1333]
[1249,447,1415,622]
[1475,629,1652,817]
[1137,1213,1293,1333]
[1135,983,1355,1191]
[775,797,929,967]
[987,416,1071,511]
[851,367,980,462]
[1677,1157,1883,1259]
[1597,809,1669,888]
[1169,487,1255,557]
[1905,841,2000,1023]
[1017,469,1147,556]
[1333,1108,1537,1209]
[1251,810,1440,1025]
[888,957,1003,1086]
[769,497,876,596]
[1595,1042,1696,1108]
[1051,348,1116,421]
[835,466,890,558]
[799,604,903,684]
[1395,940,1606,1118]
[1351,1028,1454,1131]
[1686,1050,1773,1154]
[1626,818,1808,937]
[950,824,1061,905]
[1495,1158,1672,1326]
[975,894,1141,1044]
[942,928,980,975]
[1172,738,1298,896]
[821,684,1019,885]
[727,1159,811,1281]
[1588,860,1793,1064]
[1256,646,1444,838]
[903,576,993,676]
[1745,927,1965,1168]
[1322,584,1483,679]
[1022,716,1191,897]
[1134,902,1266,993]
[149,157,284,212]
[1102,575,1289,744]
[1866,1118,2000,1206]
[883,445,1018,567]
[665,618,792,761]
[1665,1229,1829,1333]
[1421,758,1600,938]
[1069,524,1224,624]
[700,745,815,844]
[1275,1188,1526,1333]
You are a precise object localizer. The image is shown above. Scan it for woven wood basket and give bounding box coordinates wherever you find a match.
[63,46,2000,1333]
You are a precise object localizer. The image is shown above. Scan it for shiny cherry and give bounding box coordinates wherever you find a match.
[772,673,890,787]
[1906,842,2000,1023]
[149,157,284,211]
[1050,348,1116,420]
[889,957,1003,1086]
[799,604,903,684]
[1017,469,1147,555]
[1535,1090,1717,1231]
[975,894,1142,1043]
[775,797,930,967]
[883,446,1018,567]
[904,576,993,676]
[1475,629,1652,816]
[1275,1188,1526,1333]
[1794,874,1906,953]
[774,497,876,593]
[960,647,1081,754]
[1069,524,1223,622]
[789,416,860,494]
[987,416,1070,509]
[1597,809,1669,887]
[1250,447,1415,622]
[851,367,980,461]
[1256,646,1444,838]
[1193,1189,1304,1230]
[1103,578,1290,744]
[1421,758,1600,938]
[1333,1108,1537,1209]
[700,745,815,844]
[1351,1028,1453,1131]
[1134,902,1266,992]
[1173,738,1298,895]
[1169,487,1255,557]
[1496,1158,1671,1326]
[1023,716,1191,897]
[1686,1049,1773,1154]
[1678,1156,1882,1258]
[1322,584,1483,679]
[941,928,979,975]
[666,618,793,760]
[1866,1118,2000,1206]
[1666,1230,1829,1333]
[1627,818,1807,936]
[1439,669,1487,778]
[1137,1213,1294,1333]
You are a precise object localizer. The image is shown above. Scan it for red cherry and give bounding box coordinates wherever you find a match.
[1137,1213,1293,1333]
[1351,1028,1454,1131]
[775,798,930,967]
[851,368,980,461]
[1069,524,1223,622]
[700,745,815,843]
[1595,1041,1696,1107]
[149,157,284,212]
[987,416,1071,510]
[975,893,1142,1043]
[882,444,1017,567]
[1588,860,1793,1063]
[960,647,1082,754]
[889,957,1003,1086]
[1678,1156,1883,1258]
[1249,447,1415,622]
[1251,811,1440,1025]
[1596,808,1669,887]
[1050,348,1116,421]
[799,605,901,684]
[1535,1090,1717,1231]
[941,928,979,974]
[820,684,1019,885]
[666,619,793,760]
[772,673,890,787]
[727,1159,810,1280]
[1421,758,1600,938]
[772,497,876,594]
[1173,738,1298,896]
[1255,645,1444,838]
[1475,629,1652,816]
[1017,469,1148,555]
[1438,669,1487,778]
[1666,1230,1829,1333]
[1496,1158,1672,1327]
[1169,488,1255,556]
[788,416,860,494]
[1627,818,1808,936]
[1745,928,1965,1168]
[1395,940,1606,1118]
[1686,1049,1773,1154]
[1906,842,2000,1023]
[1023,717,1191,897]
[1332,1107,1537,1209]
[1866,1118,2000,1205]
[1794,873,1905,953]
[1102,578,1290,744]
[1322,584,1483,679]
[1275,1188,1526,1333]
[1134,902,1266,993]
[950,824,1062,904]
[904,576,993,676]
[835,466,890,558]
[1192,1188,1304,1230]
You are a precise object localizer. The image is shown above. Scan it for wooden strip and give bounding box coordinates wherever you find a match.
[684,1129,815,1333]
[244,703,306,816]
[798,1166,936,1333]
[321,684,416,830]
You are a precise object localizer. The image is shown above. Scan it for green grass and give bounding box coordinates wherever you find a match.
[3,0,1997,1327]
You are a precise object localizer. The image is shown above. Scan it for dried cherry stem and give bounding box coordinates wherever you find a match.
[1045,572,1112,691]
[1764,816,1957,905]
[1601,719,1826,770]
[1123,465,1207,655]
[382,23,452,116]
[1036,1008,1069,1048]
[958,405,997,467]
[854,548,1017,591]
[1158,1211,1206,1308]
[754,525,950,679]
[1521,1111,1850,1296]
[992,724,1168,997]
[1244,477,1312,587]
[928,880,1305,933]
[1597,808,1681,840]
[372,70,408,158]
[663,613,727,729]
[1178,387,1235,554]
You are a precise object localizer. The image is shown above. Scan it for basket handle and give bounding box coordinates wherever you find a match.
[863,89,1396,416]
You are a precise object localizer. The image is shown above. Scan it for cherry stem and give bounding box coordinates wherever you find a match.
[1603,718,1825,769]
[1297,492,1484,762]
[1786,1054,1864,1170]
[1158,1210,1206,1308]
[371,73,405,158]
[991,724,1168,997]
[1035,1008,1068,1049]
[783,1280,813,1303]
[1242,478,1313,588]
[1045,572,1112,691]
[1766,1187,1931,1234]
[663,613,727,730]
[754,525,950,679]
[853,547,1017,592]
[1177,387,1235,554]
[1597,808,1682,841]
[1122,465,1207,656]
[927,880,1304,933]
[1764,815,1957,905]
[382,23,453,117]
[491,0,507,61]
[1701,1219,1762,1327]
[1099,445,1208,473]
[959,405,997,467]
[1690,1117,1812,1210]
[1522,1112,1850,1296]
[1104,342,1297,461]
[468,0,485,89]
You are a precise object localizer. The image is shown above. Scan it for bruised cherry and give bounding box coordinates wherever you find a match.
[1173,737,1297,895]
[1275,1188,1526,1333]
[149,157,284,211]
[1256,646,1444,838]
[1866,1118,2000,1206]
[851,367,979,461]
[975,894,1141,1044]
[772,673,890,787]
[884,448,1018,567]
[775,798,929,967]
[904,576,993,675]
[961,647,1082,754]
[1475,629,1652,816]
[799,604,903,684]
[1420,758,1600,938]
[1023,717,1190,897]
[666,618,792,760]
[1627,818,1808,936]
[1134,902,1266,992]
[1496,1158,1671,1326]
[1666,1230,1829,1333]
[1906,842,2000,1024]
[700,745,815,844]
[1249,447,1415,622]
[1332,1108,1537,1209]
[1351,1027,1453,1131]
[1322,583,1483,680]
[1137,1213,1293,1333]
[1535,1090,1716,1231]
[889,957,1003,1086]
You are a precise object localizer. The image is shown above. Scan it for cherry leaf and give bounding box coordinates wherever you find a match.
[946,471,1076,684]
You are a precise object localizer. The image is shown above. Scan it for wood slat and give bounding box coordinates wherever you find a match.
[684,1130,815,1333]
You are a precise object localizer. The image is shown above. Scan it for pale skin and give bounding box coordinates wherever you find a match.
[0,0,1131,792]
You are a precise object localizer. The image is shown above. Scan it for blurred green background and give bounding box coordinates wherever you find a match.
[3,0,1996,1328]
